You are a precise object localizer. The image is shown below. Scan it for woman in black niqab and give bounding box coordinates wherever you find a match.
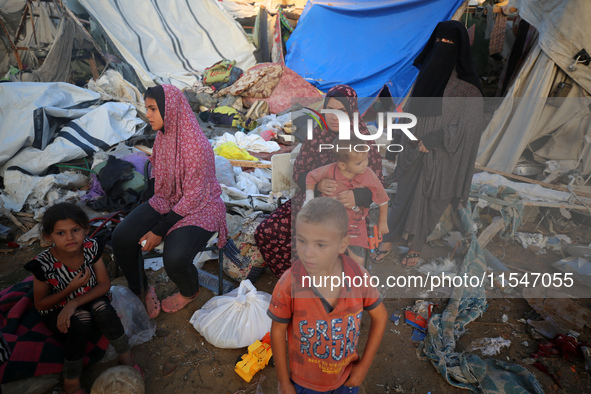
[373,20,484,266]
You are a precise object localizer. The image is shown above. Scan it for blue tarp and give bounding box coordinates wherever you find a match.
[285,0,465,113]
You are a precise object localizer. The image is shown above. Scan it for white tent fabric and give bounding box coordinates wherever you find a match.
[477,0,591,176]
[0,82,141,176]
[78,0,256,89]
[0,82,100,166]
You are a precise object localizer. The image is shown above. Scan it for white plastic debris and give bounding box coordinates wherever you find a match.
[516,232,547,250]
[417,257,458,279]
[213,131,280,153]
[469,337,511,356]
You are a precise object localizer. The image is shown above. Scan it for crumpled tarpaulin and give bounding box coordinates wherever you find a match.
[470,182,524,239]
[420,206,544,393]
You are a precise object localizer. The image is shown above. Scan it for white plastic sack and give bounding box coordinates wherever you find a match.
[189,280,272,349]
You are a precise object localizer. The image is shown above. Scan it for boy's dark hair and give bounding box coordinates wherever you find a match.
[42,202,89,235]
[332,136,369,163]
[298,197,348,238]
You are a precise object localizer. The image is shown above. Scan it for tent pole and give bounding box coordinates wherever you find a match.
[452,0,470,21]
[0,18,23,69]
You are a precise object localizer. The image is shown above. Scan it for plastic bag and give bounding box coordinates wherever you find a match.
[215,156,237,187]
[110,286,157,347]
[214,142,258,161]
[189,280,272,348]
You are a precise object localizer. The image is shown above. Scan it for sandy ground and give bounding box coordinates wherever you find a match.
[1,216,591,394]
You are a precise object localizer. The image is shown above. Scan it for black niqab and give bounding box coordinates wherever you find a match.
[407,20,482,116]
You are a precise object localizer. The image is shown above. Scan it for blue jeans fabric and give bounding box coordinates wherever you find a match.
[292,379,359,394]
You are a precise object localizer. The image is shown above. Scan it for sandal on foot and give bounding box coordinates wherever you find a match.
[145,286,160,319]
[130,354,145,378]
[401,252,421,267]
[371,249,392,263]
[161,291,198,314]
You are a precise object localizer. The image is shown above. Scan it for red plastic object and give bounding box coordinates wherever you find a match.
[6,242,20,249]
[404,304,435,332]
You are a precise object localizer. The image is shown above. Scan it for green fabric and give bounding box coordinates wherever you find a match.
[420,204,544,394]
[203,60,237,85]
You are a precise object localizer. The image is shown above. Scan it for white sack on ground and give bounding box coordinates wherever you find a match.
[1,102,141,176]
[78,0,256,89]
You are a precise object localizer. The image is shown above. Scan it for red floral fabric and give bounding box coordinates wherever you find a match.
[149,84,227,247]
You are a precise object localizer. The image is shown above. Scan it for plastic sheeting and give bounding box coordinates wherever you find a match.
[78,0,256,89]
[0,82,141,176]
[285,0,465,113]
[0,82,100,167]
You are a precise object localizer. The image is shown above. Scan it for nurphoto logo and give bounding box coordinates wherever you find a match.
[306,109,418,153]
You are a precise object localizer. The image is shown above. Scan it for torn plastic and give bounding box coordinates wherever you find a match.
[469,337,511,356]
[1,170,88,212]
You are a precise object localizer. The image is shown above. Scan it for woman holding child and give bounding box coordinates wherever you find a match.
[255,85,383,277]
[112,84,227,318]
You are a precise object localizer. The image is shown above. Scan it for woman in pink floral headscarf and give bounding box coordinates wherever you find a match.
[113,84,227,317]
[254,85,383,278]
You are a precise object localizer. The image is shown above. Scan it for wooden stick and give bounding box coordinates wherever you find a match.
[228,160,272,168]
[475,164,591,200]
[14,212,34,218]
[478,216,505,249]
[0,206,28,233]
[0,249,15,253]
[522,201,590,212]
[88,57,100,81]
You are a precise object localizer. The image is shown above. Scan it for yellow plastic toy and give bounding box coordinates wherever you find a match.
[235,332,273,382]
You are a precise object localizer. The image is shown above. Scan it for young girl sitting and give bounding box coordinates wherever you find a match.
[25,202,141,394]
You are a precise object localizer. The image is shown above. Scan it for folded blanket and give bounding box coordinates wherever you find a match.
[0,277,108,383]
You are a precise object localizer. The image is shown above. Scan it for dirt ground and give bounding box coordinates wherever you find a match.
[1,213,591,394]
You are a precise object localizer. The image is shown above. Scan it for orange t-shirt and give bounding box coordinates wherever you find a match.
[267,255,382,391]
[306,163,389,248]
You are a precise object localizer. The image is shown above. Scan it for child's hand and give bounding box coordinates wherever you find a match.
[57,303,77,333]
[317,178,338,197]
[343,360,368,388]
[277,380,297,394]
[68,267,90,291]
[378,221,389,236]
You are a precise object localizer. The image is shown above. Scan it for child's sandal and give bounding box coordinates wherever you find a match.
[161,291,198,314]
[145,286,160,319]
[130,354,145,378]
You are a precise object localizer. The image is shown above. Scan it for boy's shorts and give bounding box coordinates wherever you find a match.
[292,379,359,394]
[347,245,366,258]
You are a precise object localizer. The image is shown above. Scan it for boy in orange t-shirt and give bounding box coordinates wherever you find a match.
[268,198,387,393]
